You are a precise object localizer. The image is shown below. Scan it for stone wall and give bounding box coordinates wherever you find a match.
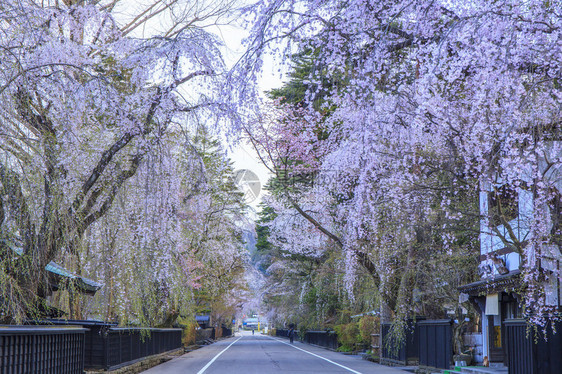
[85,349,184,374]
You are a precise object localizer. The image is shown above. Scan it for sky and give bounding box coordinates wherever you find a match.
[119,0,283,210]
[210,22,284,210]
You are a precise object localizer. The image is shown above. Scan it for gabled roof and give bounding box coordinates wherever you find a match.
[45,260,103,294]
[195,315,210,322]
[351,310,379,319]
[8,244,103,295]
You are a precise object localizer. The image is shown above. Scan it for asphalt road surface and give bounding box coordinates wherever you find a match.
[143,331,410,374]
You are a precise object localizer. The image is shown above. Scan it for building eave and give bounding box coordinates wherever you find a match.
[458,269,522,297]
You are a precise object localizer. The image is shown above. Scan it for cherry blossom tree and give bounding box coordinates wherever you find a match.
[242,0,562,327]
[0,0,241,321]
[72,126,247,326]
[250,98,479,329]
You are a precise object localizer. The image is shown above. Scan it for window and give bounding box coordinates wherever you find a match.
[488,185,518,227]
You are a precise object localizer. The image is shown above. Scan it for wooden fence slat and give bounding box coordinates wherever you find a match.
[0,326,86,374]
[303,331,339,350]
[418,319,453,370]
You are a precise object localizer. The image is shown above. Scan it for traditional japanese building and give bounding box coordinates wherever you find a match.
[459,141,562,372]
[8,245,103,296]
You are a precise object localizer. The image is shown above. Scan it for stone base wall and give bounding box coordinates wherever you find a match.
[85,348,183,374]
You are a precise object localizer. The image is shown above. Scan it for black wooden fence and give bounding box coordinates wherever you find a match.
[303,331,338,350]
[276,328,289,337]
[381,320,421,365]
[504,319,562,374]
[105,327,182,370]
[221,326,232,337]
[417,319,453,370]
[275,328,301,340]
[504,319,533,374]
[381,323,406,364]
[29,319,116,369]
[0,326,86,374]
[28,319,182,370]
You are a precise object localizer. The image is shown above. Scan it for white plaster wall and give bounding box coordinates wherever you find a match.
[479,187,531,272]
[505,252,520,272]
[480,190,490,257]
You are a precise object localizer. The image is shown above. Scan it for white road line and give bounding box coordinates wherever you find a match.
[270,336,363,374]
[196,336,242,374]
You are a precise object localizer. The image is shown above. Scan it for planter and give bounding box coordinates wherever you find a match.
[453,353,472,366]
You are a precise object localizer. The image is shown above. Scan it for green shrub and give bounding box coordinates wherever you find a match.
[358,315,379,343]
[335,322,360,351]
[337,345,353,352]
[177,317,197,346]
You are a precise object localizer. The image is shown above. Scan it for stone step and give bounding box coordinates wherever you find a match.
[459,366,508,374]
[425,365,508,374]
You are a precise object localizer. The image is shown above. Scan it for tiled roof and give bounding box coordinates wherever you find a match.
[9,244,103,294]
[458,269,521,296]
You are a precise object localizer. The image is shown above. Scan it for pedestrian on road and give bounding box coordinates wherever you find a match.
[252,329,254,335]
[288,327,295,344]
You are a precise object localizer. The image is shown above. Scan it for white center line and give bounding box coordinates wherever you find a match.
[270,336,363,374]
[196,336,242,374]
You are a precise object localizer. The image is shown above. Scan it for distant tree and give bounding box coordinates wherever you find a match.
[185,128,248,328]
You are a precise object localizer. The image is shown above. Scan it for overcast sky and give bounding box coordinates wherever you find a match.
[212,21,284,210]
[123,1,283,210]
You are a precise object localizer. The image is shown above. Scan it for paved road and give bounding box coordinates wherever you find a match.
[143,331,410,374]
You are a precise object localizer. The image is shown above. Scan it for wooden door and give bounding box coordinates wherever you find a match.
[488,315,504,363]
